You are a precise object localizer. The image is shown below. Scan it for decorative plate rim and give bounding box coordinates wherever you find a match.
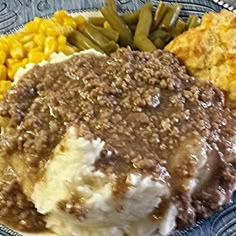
[212,0,236,12]
[3,0,236,35]
[0,1,236,236]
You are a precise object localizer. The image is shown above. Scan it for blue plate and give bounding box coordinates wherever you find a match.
[0,1,236,236]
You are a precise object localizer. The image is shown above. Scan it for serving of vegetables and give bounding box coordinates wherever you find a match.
[0,0,200,98]
[68,0,199,53]
[0,11,85,98]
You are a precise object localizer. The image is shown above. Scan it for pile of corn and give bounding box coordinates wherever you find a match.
[0,10,85,99]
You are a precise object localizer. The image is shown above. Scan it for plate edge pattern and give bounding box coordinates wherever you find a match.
[0,1,236,236]
[211,0,236,12]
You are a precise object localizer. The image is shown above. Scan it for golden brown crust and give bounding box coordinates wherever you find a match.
[165,10,236,100]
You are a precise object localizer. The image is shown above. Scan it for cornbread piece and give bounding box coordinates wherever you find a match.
[165,10,236,100]
[0,48,236,235]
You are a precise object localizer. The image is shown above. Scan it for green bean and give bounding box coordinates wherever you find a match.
[88,17,105,26]
[149,29,171,43]
[103,41,119,54]
[171,4,182,26]
[79,23,119,54]
[106,0,117,11]
[175,18,186,34]
[134,3,153,36]
[134,2,156,52]
[152,37,165,49]
[134,36,156,52]
[169,26,178,39]
[122,10,140,25]
[160,4,181,30]
[67,31,105,53]
[152,1,168,30]
[95,26,119,42]
[80,23,110,45]
[158,5,171,29]
[100,6,133,46]
[187,15,199,29]
[128,24,137,32]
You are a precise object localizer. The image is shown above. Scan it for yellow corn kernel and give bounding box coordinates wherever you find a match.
[63,16,77,29]
[6,34,17,45]
[104,21,112,30]
[9,46,24,59]
[9,40,24,59]
[46,26,62,36]
[0,40,8,52]
[34,34,46,46]
[0,51,6,65]
[0,94,4,100]
[57,35,66,44]
[51,16,59,23]
[61,26,74,36]
[30,46,43,53]
[8,62,23,79]
[24,40,37,51]
[20,33,35,44]
[44,36,57,56]
[24,18,41,33]
[38,27,45,35]
[0,80,12,93]
[40,20,60,35]
[57,44,76,55]
[28,51,45,63]
[0,65,7,80]
[51,16,61,24]
[7,68,14,80]
[6,58,19,67]
[16,31,24,37]
[22,58,29,66]
[0,35,9,53]
[0,35,8,43]
[74,15,86,27]
[16,31,28,40]
[39,19,50,33]
[53,10,69,22]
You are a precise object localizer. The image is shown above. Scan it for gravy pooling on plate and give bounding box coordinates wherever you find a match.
[0,48,236,236]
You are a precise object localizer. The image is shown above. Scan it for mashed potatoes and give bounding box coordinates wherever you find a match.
[32,127,172,236]
[1,47,236,236]
[14,50,175,236]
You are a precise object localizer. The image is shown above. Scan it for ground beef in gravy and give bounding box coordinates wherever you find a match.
[0,48,236,231]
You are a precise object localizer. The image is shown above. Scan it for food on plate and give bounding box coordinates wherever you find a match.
[0,1,200,99]
[0,47,236,236]
[133,3,156,52]
[68,23,119,54]
[88,16,105,26]
[100,5,133,47]
[0,10,84,97]
[165,9,236,101]
[69,1,200,52]
[106,0,117,11]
